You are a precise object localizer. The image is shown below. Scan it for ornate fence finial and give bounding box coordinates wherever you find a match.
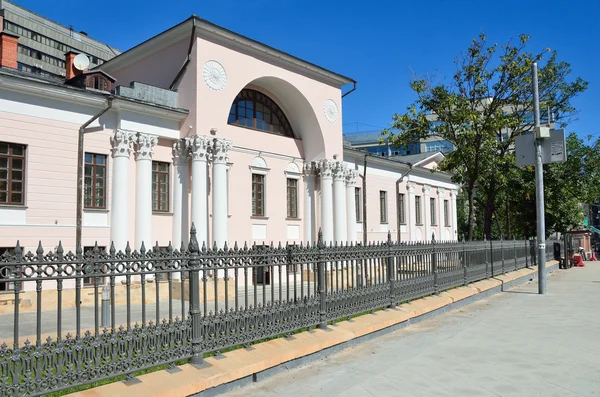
[317,228,323,248]
[188,222,199,254]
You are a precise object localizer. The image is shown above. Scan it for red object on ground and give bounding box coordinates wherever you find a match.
[590,252,598,261]
[573,255,585,267]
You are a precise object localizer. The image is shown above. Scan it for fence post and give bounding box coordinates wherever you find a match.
[484,236,490,279]
[387,231,395,309]
[462,237,467,286]
[563,234,568,269]
[500,237,505,275]
[513,237,517,271]
[432,233,438,295]
[188,223,204,367]
[317,228,328,330]
[525,238,529,268]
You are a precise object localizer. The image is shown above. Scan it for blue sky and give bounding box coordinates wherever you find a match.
[15,0,600,139]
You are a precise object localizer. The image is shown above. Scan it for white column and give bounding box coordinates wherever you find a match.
[212,138,232,249]
[186,136,210,249]
[451,189,458,240]
[423,185,431,241]
[407,182,416,241]
[303,162,316,243]
[438,188,445,241]
[134,132,157,250]
[171,140,189,259]
[110,130,135,262]
[318,159,334,244]
[345,169,358,243]
[332,161,347,244]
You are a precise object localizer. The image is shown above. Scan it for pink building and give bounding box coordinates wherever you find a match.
[0,17,459,266]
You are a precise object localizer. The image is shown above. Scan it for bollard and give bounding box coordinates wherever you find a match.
[101,285,110,327]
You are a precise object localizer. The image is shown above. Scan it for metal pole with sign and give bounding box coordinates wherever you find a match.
[532,62,547,295]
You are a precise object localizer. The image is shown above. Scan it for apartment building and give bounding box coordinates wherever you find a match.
[0,0,119,78]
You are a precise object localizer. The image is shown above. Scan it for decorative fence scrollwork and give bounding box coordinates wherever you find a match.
[0,227,548,396]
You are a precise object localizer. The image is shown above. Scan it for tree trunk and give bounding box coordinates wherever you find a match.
[467,184,475,241]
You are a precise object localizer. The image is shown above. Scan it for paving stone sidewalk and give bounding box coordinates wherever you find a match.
[222,263,600,397]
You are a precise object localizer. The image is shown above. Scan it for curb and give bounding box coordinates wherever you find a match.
[71,261,559,397]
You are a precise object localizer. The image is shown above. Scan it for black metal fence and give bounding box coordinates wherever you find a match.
[0,226,552,396]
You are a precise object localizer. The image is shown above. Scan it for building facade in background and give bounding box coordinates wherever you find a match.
[0,13,459,277]
[0,0,119,78]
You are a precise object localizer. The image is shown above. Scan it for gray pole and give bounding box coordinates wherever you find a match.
[532,62,547,294]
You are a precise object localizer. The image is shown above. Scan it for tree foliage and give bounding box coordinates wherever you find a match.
[383,33,588,240]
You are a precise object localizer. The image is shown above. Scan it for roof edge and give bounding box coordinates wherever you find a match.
[98,16,355,88]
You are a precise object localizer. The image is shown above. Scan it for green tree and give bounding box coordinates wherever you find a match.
[383,33,588,240]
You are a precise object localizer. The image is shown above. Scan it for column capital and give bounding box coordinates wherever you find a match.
[134,132,158,161]
[437,187,445,196]
[303,161,317,178]
[406,181,417,193]
[211,138,232,165]
[185,135,211,162]
[110,130,136,158]
[332,161,347,182]
[422,184,431,194]
[450,189,459,198]
[345,169,358,187]
[318,159,333,180]
[172,139,188,165]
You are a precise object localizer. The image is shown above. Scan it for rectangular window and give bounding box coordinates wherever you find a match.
[83,246,106,286]
[0,142,26,205]
[152,162,170,212]
[398,193,406,224]
[430,198,436,225]
[380,191,388,223]
[444,200,450,226]
[286,178,298,218]
[252,173,265,216]
[355,187,362,222]
[415,196,422,225]
[84,153,106,209]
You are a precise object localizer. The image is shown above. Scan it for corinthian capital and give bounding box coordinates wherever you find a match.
[318,159,333,180]
[345,169,358,187]
[172,139,187,166]
[332,161,347,182]
[211,138,232,165]
[185,135,211,162]
[134,132,158,161]
[110,130,135,158]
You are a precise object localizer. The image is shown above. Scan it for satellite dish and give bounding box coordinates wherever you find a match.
[73,53,89,71]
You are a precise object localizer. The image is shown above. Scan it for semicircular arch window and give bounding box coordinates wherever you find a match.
[228,89,294,137]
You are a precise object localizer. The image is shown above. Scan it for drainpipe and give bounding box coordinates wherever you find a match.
[76,97,113,249]
[341,80,357,98]
[169,18,198,90]
[360,153,368,245]
[395,162,413,242]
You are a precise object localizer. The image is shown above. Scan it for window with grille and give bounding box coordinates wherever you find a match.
[398,193,406,224]
[252,174,265,216]
[84,153,106,209]
[380,191,388,223]
[430,198,436,225]
[0,142,26,206]
[355,187,362,222]
[415,196,422,225]
[228,89,294,137]
[444,200,450,226]
[286,178,298,218]
[152,162,170,212]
